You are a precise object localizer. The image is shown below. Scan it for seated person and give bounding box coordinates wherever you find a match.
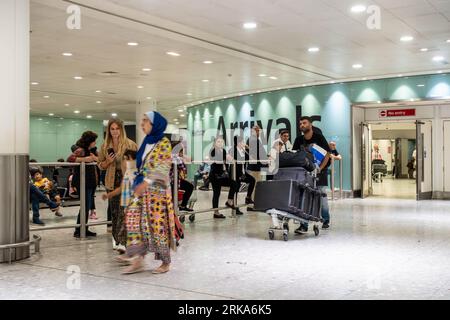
[194,158,211,190]
[29,172,60,225]
[170,146,195,212]
[30,167,63,217]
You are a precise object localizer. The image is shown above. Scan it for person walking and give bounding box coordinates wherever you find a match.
[98,119,137,251]
[120,111,176,275]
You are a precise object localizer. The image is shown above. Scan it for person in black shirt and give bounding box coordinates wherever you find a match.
[209,137,239,219]
[246,125,268,198]
[293,116,331,231]
[231,136,256,210]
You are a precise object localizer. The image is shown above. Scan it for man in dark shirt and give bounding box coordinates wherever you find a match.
[293,116,331,231]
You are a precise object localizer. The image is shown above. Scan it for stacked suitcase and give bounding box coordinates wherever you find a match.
[254,167,324,240]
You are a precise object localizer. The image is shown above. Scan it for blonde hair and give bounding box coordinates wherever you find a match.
[102,119,129,157]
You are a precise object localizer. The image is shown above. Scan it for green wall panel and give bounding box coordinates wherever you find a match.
[30,116,105,162]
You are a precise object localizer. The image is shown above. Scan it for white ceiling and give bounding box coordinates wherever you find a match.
[30,0,450,124]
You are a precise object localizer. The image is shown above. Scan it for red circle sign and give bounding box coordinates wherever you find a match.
[380,110,387,117]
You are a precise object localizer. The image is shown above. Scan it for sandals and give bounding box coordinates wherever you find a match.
[152,265,170,274]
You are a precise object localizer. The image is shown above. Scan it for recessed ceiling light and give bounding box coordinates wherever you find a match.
[243,22,257,29]
[111,113,118,117]
[127,42,139,46]
[96,101,102,104]
[146,97,152,100]
[420,48,428,52]
[43,96,50,99]
[31,82,39,85]
[137,86,144,89]
[142,68,152,72]
[86,115,92,119]
[269,76,278,80]
[351,5,367,13]
[202,79,209,82]
[180,114,185,117]
[186,93,193,96]
[38,118,43,121]
[62,52,73,56]
[400,36,414,42]
[352,64,363,69]
[377,101,382,104]
[239,93,243,96]
[308,47,320,53]
[166,51,180,57]
[258,74,267,77]
[446,40,450,43]
[397,74,403,77]
[173,119,178,122]
[48,113,54,116]
[74,110,80,114]
[203,61,213,64]
[433,56,445,62]
[178,109,183,112]
[64,104,70,107]
[330,81,336,84]
[417,84,425,87]
[73,76,83,80]
[437,70,443,74]
[362,77,367,80]
[95,90,101,93]
[175,122,180,125]
[59,117,64,120]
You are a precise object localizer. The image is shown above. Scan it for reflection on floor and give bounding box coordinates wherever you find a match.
[371,176,416,199]
[2,190,450,300]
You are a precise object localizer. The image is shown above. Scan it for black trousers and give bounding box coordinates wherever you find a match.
[172,179,194,207]
[210,177,239,209]
[238,173,256,199]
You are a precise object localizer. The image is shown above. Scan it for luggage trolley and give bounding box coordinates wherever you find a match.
[254,167,324,241]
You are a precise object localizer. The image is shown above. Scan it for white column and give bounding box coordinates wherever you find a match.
[0,0,29,154]
[135,100,157,145]
[0,0,30,263]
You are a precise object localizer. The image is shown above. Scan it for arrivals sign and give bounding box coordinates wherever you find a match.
[379,109,416,118]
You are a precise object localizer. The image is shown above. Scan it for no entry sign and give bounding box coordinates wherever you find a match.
[379,109,416,118]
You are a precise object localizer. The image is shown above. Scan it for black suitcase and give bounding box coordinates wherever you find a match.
[254,180,300,214]
[278,151,315,172]
[274,167,314,187]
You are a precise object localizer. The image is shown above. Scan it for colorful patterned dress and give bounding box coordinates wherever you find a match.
[125,137,176,264]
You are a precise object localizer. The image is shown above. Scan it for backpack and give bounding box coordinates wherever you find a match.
[279,150,316,172]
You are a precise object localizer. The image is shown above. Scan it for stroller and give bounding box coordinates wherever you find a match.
[254,167,324,241]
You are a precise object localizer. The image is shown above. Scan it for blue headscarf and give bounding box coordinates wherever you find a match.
[134,111,168,187]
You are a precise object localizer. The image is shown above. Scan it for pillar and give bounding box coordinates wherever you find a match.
[135,100,157,146]
[0,0,30,263]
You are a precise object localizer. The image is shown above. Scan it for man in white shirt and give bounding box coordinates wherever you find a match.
[273,130,293,153]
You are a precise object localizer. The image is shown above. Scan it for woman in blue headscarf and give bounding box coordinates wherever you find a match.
[120,111,176,275]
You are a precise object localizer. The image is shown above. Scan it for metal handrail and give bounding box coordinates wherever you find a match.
[330,158,344,200]
[0,235,41,264]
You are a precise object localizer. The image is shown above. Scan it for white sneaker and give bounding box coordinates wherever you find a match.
[117,244,126,254]
[112,238,118,250]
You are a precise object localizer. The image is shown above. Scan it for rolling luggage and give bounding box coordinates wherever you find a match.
[278,151,315,172]
[174,215,184,246]
[254,180,301,214]
[274,167,314,187]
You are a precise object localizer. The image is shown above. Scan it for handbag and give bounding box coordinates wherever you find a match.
[214,163,229,180]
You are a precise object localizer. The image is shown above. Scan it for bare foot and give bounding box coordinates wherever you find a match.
[122,256,144,274]
[152,263,170,274]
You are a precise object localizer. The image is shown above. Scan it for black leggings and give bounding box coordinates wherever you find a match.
[210,177,239,209]
[172,179,194,207]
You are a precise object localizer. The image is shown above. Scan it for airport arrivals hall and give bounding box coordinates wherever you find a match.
[1,0,450,301]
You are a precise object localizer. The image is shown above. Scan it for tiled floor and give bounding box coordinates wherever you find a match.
[371,176,416,199]
[2,189,450,300]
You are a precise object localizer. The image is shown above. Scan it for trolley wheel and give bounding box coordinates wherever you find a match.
[283,223,289,231]
[179,216,185,223]
[189,214,196,222]
[283,232,289,242]
[268,230,275,240]
[314,225,320,237]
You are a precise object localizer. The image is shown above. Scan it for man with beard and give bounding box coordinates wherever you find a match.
[293,116,332,231]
